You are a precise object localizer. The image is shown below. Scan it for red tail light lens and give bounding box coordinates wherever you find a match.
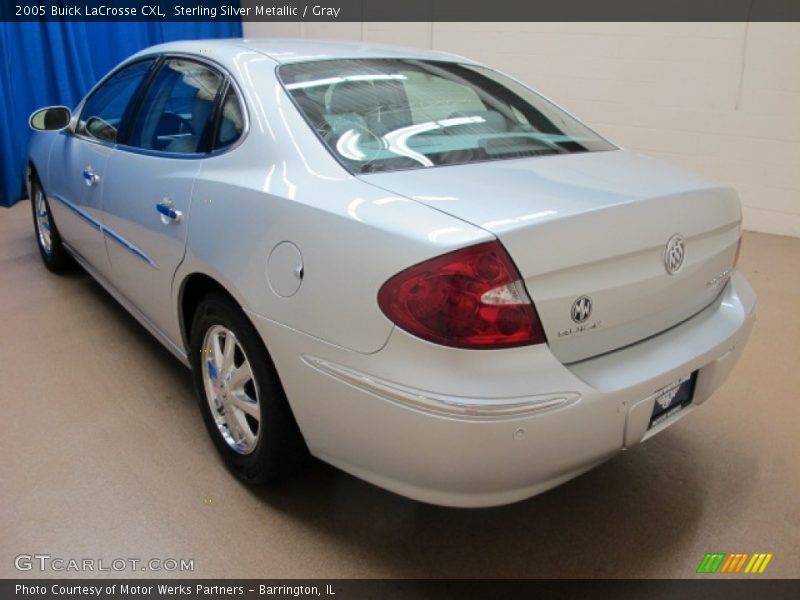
[378,241,547,349]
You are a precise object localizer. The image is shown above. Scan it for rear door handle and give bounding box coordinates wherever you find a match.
[156,201,182,223]
[82,168,100,186]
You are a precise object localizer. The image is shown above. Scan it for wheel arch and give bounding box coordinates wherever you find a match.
[27,160,41,197]
[178,272,241,354]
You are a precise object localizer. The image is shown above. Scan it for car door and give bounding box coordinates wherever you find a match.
[46,59,155,273]
[100,58,227,339]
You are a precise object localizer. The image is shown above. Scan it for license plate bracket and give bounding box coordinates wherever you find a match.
[649,371,698,429]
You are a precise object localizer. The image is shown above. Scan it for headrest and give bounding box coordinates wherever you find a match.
[328,81,379,116]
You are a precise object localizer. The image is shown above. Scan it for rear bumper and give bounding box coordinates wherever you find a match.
[249,272,756,507]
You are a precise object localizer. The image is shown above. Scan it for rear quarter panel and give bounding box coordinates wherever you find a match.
[176,58,490,354]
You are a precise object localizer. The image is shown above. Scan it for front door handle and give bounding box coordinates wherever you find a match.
[156,201,182,223]
[82,168,100,186]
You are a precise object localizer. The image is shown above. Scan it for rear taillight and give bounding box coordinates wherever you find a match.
[378,241,547,349]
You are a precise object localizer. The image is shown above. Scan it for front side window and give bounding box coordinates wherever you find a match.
[279,59,615,174]
[78,60,154,143]
[128,59,224,154]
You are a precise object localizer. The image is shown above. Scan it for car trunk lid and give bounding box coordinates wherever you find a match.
[361,150,742,363]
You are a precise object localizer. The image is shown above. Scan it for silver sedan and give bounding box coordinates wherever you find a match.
[27,39,756,507]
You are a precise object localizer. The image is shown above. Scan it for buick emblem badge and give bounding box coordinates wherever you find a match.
[664,234,686,275]
[571,295,592,324]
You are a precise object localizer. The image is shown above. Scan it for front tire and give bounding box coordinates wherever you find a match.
[30,175,72,272]
[189,293,308,483]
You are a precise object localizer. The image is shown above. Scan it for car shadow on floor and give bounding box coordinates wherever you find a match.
[244,422,756,578]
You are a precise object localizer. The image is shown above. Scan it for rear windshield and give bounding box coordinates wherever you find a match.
[278,59,615,174]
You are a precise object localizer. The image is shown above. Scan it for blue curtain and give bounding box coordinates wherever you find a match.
[0,20,242,207]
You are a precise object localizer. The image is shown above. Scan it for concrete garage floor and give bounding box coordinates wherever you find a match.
[1,200,798,579]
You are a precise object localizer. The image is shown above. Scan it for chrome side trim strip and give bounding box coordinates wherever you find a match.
[302,355,580,420]
[101,224,158,268]
[52,194,159,269]
[53,192,102,230]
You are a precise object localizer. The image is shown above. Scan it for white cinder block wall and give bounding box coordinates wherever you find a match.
[244,22,800,237]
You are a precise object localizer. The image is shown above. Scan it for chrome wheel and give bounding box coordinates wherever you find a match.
[35,189,52,255]
[201,325,261,455]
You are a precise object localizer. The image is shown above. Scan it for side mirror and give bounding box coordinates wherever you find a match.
[29,106,71,131]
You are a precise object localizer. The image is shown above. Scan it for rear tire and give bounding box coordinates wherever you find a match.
[189,293,308,483]
[30,175,72,272]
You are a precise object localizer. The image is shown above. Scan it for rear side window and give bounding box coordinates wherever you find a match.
[78,60,154,143]
[127,59,224,154]
[213,88,244,151]
[279,59,615,174]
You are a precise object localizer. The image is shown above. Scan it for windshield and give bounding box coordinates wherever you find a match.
[279,59,615,174]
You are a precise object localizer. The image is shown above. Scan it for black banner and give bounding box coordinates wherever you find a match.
[2,0,800,22]
[4,579,800,600]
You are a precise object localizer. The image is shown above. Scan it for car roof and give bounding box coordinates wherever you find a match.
[131,37,474,65]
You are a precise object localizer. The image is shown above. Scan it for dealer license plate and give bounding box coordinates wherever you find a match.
[649,372,697,429]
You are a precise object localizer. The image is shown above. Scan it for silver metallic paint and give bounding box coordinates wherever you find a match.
[28,39,757,506]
